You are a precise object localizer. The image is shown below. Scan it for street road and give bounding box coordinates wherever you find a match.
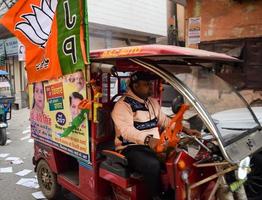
[0,108,79,200]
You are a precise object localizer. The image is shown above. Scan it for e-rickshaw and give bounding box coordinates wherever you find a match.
[32,45,262,200]
[0,70,14,145]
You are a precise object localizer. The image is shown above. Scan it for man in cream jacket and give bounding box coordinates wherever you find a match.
[112,71,199,200]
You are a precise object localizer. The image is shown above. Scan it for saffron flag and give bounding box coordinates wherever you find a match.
[0,0,88,83]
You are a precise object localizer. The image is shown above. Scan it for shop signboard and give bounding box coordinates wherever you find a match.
[5,37,18,56]
[0,40,5,56]
[0,40,5,67]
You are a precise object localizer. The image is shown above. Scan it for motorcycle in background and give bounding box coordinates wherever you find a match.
[0,70,15,145]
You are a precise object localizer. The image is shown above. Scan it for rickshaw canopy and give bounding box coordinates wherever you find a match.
[90,45,239,64]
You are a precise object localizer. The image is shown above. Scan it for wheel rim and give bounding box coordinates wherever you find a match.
[40,166,53,191]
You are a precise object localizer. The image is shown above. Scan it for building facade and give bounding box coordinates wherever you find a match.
[88,0,167,49]
[186,0,262,104]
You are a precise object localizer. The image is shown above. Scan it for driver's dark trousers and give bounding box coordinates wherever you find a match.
[121,145,161,198]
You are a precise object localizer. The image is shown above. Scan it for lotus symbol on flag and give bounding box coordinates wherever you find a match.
[15,0,58,48]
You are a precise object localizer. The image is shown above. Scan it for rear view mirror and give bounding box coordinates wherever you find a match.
[171,95,184,114]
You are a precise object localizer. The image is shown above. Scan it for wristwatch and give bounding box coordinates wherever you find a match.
[144,135,153,145]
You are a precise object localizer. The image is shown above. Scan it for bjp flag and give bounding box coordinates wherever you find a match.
[0,0,88,83]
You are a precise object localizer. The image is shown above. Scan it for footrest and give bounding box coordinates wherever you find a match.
[100,150,129,178]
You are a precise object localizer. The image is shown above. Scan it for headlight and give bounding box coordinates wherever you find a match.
[237,156,250,180]
[181,170,189,184]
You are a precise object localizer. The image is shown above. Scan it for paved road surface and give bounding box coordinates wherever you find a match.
[0,108,79,200]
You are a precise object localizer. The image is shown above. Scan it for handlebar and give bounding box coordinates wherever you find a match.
[155,104,189,153]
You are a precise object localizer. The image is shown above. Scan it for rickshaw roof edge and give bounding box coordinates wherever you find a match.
[90,44,240,63]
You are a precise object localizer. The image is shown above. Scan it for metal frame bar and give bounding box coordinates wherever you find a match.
[128,57,234,163]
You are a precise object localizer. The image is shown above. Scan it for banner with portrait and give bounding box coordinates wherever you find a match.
[29,70,90,163]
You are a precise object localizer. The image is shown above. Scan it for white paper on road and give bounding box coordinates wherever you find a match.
[5,157,21,161]
[21,134,31,141]
[16,169,32,176]
[16,178,39,189]
[0,153,10,158]
[32,191,46,199]
[6,139,12,144]
[0,167,13,173]
[28,139,34,143]
[22,129,30,134]
[11,159,24,165]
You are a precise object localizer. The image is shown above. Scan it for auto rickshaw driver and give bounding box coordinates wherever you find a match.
[111,71,201,200]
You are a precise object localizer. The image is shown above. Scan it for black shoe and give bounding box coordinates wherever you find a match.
[152,196,162,200]
[161,189,175,200]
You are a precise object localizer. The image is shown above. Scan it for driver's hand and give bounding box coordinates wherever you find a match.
[179,137,192,145]
[148,137,160,150]
[190,129,202,138]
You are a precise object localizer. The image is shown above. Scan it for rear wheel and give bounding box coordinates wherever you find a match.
[36,159,62,200]
[0,128,7,146]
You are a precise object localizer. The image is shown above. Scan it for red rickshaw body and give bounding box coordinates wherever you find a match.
[32,45,239,200]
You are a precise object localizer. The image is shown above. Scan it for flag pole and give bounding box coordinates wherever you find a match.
[83,0,92,119]
[83,0,90,64]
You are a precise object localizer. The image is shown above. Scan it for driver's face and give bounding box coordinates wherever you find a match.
[134,80,153,99]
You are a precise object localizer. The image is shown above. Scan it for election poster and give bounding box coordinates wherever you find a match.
[28,70,90,163]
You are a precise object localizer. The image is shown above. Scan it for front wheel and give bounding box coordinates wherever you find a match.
[0,128,7,146]
[36,159,62,200]
[245,152,262,200]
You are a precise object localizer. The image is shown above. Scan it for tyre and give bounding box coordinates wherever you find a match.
[36,159,62,200]
[245,152,262,200]
[0,128,7,146]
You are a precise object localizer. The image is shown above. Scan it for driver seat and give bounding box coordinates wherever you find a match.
[97,97,144,189]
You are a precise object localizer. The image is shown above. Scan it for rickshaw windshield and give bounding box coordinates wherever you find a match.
[176,67,259,145]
